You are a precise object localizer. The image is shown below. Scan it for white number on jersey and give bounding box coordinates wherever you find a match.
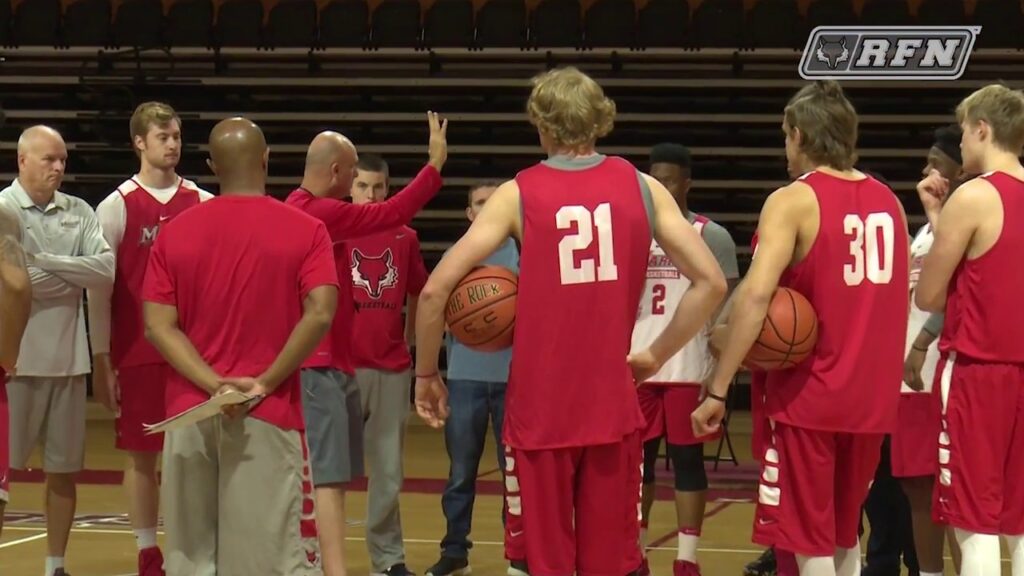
[556,203,619,285]
[843,212,895,286]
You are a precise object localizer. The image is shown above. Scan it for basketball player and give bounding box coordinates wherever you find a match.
[915,84,1024,576]
[0,205,33,539]
[346,154,429,576]
[693,80,910,576]
[286,114,447,576]
[633,142,738,576]
[1,125,116,576]
[86,101,213,576]
[413,66,727,576]
[142,117,338,575]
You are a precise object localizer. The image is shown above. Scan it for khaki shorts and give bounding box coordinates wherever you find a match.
[8,376,87,473]
[161,415,321,576]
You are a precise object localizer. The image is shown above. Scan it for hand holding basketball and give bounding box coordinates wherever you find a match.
[743,287,818,371]
[445,266,518,351]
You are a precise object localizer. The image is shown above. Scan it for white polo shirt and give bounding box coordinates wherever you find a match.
[0,179,115,377]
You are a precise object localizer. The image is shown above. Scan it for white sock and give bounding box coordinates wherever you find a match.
[834,544,861,576]
[44,557,64,576]
[134,527,158,550]
[1006,534,1024,576]
[955,528,1001,576]
[796,555,835,576]
[677,529,699,563]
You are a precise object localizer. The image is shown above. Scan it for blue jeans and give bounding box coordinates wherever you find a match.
[440,379,508,559]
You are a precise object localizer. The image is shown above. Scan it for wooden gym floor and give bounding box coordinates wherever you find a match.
[0,402,992,575]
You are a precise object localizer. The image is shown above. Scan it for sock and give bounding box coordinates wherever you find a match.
[135,527,158,550]
[44,557,64,576]
[834,545,861,576]
[1006,534,1023,576]
[796,555,835,576]
[677,528,699,563]
[954,528,1001,576]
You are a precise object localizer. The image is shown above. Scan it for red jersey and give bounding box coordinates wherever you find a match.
[142,195,339,430]
[284,164,442,374]
[111,179,203,368]
[940,171,1024,363]
[347,226,428,372]
[505,154,651,450]
[765,171,909,434]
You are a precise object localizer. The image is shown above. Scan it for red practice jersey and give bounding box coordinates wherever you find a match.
[765,171,909,434]
[348,226,428,372]
[940,172,1024,363]
[505,154,652,450]
[110,179,205,368]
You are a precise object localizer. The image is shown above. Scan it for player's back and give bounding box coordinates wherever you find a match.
[506,154,651,450]
[766,170,909,434]
[942,171,1024,364]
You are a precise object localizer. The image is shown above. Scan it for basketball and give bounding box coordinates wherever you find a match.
[445,265,518,352]
[743,287,818,371]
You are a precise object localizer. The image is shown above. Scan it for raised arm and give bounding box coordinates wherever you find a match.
[0,207,31,371]
[33,201,114,291]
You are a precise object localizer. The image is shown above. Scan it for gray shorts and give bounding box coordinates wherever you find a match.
[8,376,87,473]
[300,368,364,486]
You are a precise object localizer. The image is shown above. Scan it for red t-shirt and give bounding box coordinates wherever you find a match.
[347,226,428,372]
[142,195,339,430]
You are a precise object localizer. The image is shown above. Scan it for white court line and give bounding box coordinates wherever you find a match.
[0,532,47,549]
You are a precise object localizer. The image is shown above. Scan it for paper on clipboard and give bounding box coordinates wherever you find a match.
[143,390,257,434]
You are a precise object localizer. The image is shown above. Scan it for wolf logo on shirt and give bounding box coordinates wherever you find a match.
[351,248,399,299]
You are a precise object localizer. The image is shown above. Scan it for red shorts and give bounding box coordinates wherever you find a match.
[890,392,941,478]
[638,384,721,445]
[504,433,642,576]
[1,378,8,503]
[933,353,1024,535]
[115,364,169,452]
[753,420,883,557]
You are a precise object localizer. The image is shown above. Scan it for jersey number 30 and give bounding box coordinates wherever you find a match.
[556,203,619,285]
[844,213,894,286]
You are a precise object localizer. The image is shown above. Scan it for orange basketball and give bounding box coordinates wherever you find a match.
[743,287,819,371]
[445,265,517,352]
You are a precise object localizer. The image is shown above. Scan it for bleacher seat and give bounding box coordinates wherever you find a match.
[113,0,164,48]
[916,0,967,25]
[805,0,857,30]
[319,0,369,47]
[859,0,911,26]
[13,0,60,46]
[692,0,743,48]
[0,0,11,46]
[266,0,317,48]
[530,0,582,48]
[216,0,264,47]
[166,0,213,47]
[475,0,526,48]
[584,0,635,49]
[636,0,688,48]
[746,0,800,49]
[423,0,474,48]
[370,0,422,48]
[63,0,112,46]
[972,0,1023,49]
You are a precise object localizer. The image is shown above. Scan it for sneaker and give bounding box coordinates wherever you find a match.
[381,564,417,576]
[637,557,651,576]
[139,547,166,576]
[52,570,70,576]
[507,559,529,576]
[743,548,777,576]
[673,560,701,576]
[425,556,471,576]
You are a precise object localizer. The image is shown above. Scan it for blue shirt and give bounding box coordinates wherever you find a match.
[445,238,519,383]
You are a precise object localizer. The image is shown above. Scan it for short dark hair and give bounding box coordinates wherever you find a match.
[650,142,692,172]
[357,154,389,175]
[933,124,963,165]
[467,180,503,205]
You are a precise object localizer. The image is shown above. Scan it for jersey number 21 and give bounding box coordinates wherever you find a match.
[556,203,619,285]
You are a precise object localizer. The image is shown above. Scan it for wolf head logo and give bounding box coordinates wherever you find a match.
[351,248,399,299]
[816,36,850,70]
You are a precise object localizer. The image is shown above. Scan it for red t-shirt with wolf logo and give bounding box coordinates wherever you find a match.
[346,225,428,372]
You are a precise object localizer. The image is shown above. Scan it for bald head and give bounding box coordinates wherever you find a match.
[207,117,268,194]
[300,131,359,199]
[17,125,67,201]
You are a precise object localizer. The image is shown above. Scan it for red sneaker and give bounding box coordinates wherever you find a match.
[638,557,651,576]
[139,547,165,576]
[672,560,701,576]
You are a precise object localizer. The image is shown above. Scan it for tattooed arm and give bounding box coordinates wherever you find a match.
[0,207,32,372]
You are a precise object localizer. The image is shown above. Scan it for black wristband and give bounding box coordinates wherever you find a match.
[706,390,727,403]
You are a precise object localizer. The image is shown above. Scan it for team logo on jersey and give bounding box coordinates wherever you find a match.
[646,252,680,280]
[139,225,160,245]
[799,26,979,80]
[351,248,399,299]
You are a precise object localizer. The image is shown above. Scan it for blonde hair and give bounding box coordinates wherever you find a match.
[956,84,1024,154]
[526,67,615,152]
[783,80,859,171]
[130,101,180,151]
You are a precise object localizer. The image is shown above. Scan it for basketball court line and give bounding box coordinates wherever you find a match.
[0,532,47,549]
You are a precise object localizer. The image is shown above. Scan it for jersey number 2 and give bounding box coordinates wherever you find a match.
[844,213,895,286]
[556,203,619,285]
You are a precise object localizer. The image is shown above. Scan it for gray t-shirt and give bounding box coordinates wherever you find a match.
[690,212,739,280]
[445,238,520,383]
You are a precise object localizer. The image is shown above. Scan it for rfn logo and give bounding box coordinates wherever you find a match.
[799,26,981,80]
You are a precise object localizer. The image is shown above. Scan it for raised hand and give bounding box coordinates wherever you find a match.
[427,110,449,172]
